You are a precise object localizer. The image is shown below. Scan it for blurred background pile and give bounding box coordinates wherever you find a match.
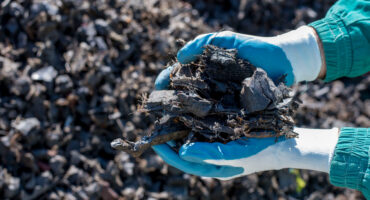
[0,0,368,199]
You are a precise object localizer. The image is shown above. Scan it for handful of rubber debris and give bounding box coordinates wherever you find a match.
[111,45,300,157]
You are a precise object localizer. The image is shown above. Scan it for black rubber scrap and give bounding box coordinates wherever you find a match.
[111,45,300,157]
[240,68,283,113]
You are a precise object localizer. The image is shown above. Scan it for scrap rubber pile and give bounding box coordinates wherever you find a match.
[0,0,367,199]
[112,45,299,157]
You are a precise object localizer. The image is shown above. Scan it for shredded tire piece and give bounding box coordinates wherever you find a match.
[112,45,300,157]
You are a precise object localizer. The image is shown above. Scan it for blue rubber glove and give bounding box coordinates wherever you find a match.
[178,32,295,84]
[153,26,326,179]
[177,128,339,179]
[178,27,323,85]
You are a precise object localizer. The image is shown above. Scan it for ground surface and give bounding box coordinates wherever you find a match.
[0,0,368,199]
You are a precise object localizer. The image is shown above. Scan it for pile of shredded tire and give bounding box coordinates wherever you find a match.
[112,45,300,157]
[0,0,367,199]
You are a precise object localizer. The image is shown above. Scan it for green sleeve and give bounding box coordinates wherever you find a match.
[329,128,370,199]
[309,0,370,82]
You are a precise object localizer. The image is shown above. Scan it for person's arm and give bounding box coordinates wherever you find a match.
[309,0,370,81]
[309,1,370,197]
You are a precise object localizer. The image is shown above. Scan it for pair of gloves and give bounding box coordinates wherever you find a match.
[152,26,339,180]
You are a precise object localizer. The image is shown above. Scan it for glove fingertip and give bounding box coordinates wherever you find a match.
[177,45,200,64]
[152,144,184,168]
[154,77,169,90]
[154,65,174,90]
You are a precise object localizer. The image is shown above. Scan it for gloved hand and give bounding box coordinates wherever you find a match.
[155,26,323,88]
[153,125,339,180]
[182,26,322,85]
[178,128,339,180]
[152,26,334,180]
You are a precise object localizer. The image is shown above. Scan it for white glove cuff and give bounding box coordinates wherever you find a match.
[269,26,322,83]
[277,127,339,173]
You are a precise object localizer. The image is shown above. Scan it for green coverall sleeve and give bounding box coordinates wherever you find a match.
[309,1,370,198]
[330,128,370,199]
[309,0,370,82]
